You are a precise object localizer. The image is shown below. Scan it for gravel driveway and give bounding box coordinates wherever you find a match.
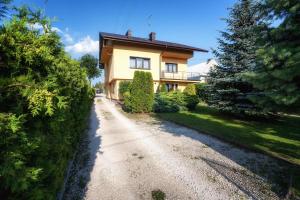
[63,96,290,200]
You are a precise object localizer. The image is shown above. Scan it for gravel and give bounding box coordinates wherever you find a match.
[63,96,290,200]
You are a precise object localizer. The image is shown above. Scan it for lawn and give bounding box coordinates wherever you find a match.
[156,104,300,197]
[157,104,300,165]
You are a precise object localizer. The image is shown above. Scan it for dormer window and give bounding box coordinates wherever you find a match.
[130,57,150,69]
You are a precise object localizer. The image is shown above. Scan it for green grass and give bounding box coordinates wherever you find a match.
[156,104,300,197]
[157,105,300,165]
[151,189,165,200]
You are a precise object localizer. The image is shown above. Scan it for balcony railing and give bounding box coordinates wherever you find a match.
[160,71,207,81]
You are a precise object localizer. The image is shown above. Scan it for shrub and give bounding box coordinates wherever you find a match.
[195,83,209,102]
[184,94,200,110]
[123,91,132,112]
[169,91,187,109]
[153,91,187,113]
[183,84,197,95]
[0,8,93,199]
[153,93,180,113]
[119,81,132,98]
[159,83,167,93]
[124,71,154,113]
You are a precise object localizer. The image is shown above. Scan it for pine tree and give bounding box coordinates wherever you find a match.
[208,0,262,115]
[243,0,300,113]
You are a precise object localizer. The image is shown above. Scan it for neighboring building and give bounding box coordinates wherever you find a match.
[187,59,217,82]
[99,30,208,100]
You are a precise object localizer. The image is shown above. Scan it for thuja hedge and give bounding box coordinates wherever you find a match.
[0,8,94,199]
[123,71,154,113]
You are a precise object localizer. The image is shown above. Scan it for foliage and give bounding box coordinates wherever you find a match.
[119,81,132,98]
[124,71,154,113]
[153,91,188,113]
[243,0,300,113]
[79,54,101,80]
[122,91,132,112]
[182,84,199,110]
[159,83,167,93]
[195,83,209,102]
[153,93,180,113]
[184,95,199,110]
[151,189,166,200]
[208,0,263,115]
[0,7,93,199]
[183,84,196,95]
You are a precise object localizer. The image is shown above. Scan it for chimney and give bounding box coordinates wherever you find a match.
[149,32,156,41]
[125,29,132,37]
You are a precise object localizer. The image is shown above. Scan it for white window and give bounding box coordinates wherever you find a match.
[129,57,151,69]
[143,59,150,69]
[130,57,136,68]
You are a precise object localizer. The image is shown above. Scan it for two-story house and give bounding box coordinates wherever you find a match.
[99,30,208,100]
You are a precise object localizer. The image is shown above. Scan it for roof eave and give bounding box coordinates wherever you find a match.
[100,34,208,53]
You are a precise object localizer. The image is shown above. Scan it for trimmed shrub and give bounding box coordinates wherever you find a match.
[183,84,197,95]
[119,81,132,98]
[124,71,154,113]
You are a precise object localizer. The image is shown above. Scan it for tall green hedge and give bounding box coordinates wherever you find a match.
[0,7,93,199]
[124,71,154,113]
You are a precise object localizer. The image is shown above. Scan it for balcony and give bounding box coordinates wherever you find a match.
[160,71,207,81]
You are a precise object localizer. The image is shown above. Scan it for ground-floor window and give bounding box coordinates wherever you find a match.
[166,83,178,92]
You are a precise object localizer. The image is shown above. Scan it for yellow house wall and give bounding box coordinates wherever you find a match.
[104,44,196,100]
[111,45,162,81]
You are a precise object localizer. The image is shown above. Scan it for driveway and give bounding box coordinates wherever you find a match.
[63,96,289,200]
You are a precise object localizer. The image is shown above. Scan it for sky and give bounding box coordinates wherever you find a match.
[13,0,237,83]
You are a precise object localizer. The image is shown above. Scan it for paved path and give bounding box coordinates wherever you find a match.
[66,96,287,200]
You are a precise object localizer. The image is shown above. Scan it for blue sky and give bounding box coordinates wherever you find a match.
[13,0,237,83]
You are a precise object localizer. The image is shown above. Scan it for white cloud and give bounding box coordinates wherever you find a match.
[27,23,43,30]
[51,27,63,33]
[64,33,73,43]
[65,36,98,54]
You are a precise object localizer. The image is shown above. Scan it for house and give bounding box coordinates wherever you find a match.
[187,59,217,82]
[99,30,208,100]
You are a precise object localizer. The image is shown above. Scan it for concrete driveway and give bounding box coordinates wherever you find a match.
[63,96,289,200]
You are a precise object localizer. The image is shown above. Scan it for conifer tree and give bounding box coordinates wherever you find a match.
[208,0,262,115]
[243,0,300,113]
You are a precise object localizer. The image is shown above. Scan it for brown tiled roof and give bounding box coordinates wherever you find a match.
[99,32,208,52]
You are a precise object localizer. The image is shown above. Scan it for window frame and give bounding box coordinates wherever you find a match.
[165,63,178,73]
[130,56,151,70]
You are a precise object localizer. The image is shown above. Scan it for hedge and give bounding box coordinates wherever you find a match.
[0,8,93,199]
[123,71,154,113]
